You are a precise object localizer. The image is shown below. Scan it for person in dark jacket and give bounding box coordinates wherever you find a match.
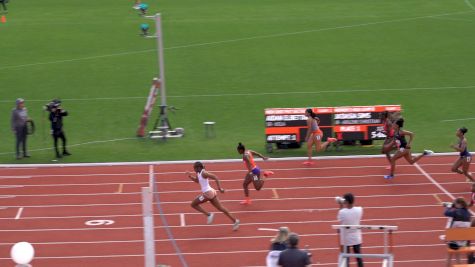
[11,98,30,159]
[48,102,71,158]
[278,233,311,267]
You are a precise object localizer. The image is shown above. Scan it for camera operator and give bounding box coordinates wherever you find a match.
[337,193,364,267]
[47,100,71,158]
[444,198,471,228]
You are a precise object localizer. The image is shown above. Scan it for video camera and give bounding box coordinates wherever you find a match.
[335,196,346,204]
[44,99,61,112]
[442,202,453,208]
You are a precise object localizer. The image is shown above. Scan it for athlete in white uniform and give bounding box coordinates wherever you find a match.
[187,161,240,231]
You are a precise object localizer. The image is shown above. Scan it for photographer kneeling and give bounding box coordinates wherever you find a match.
[47,100,71,158]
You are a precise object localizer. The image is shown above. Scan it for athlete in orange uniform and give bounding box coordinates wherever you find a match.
[237,142,274,205]
[304,108,337,166]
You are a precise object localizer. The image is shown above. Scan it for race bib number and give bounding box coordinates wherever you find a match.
[253,175,259,181]
[198,195,205,202]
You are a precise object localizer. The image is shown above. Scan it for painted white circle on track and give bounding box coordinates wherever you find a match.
[85,219,115,226]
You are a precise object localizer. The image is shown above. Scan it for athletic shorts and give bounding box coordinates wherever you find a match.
[251,167,261,177]
[197,189,217,202]
[312,130,323,141]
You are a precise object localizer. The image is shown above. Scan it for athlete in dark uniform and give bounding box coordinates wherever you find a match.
[384,118,433,179]
[451,127,473,182]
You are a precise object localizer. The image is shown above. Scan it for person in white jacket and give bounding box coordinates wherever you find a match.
[337,193,364,267]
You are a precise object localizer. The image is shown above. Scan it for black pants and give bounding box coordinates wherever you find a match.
[15,126,28,158]
[0,0,7,11]
[53,130,67,156]
[344,244,364,267]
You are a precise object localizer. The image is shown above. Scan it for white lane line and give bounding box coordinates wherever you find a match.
[1,181,469,197]
[0,204,440,220]
[0,228,444,246]
[0,244,447,259]
[0,10,472,71]
[14,208,24,220]
[0,216,446,232]
[0,204,442,221]
[0,172,458,187]
[0,191,455,209]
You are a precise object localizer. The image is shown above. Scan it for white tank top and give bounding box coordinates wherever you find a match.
[197,170,213,193]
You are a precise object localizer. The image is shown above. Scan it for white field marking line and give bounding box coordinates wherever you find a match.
[431,16,474,22]
[0,152,462,168]
[1,10,472,71]
[14,207,24,220]
[0,228,444,246]
[1,85,475,105]
[441,117,475,122]
[0,204,442,221]
[0,137,136,156]
[0,192,450,209]
[0,216,446,232]
[2,181,467,198]
[415,163,475,218]
[466,0,475,10]
[180,213,186,227]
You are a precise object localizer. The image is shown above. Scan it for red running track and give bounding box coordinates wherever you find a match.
[0,155,470,266]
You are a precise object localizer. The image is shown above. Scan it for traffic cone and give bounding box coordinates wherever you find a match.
[1,15,6,23]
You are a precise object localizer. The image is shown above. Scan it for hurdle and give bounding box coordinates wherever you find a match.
[331,225,398,267]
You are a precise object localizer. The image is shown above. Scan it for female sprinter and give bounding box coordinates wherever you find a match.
[187,161,240,231]
[384,118,433,179]
[304,108,337,165]
[237,142,273,205]
[381,111,396,168]
[450,127,473,182]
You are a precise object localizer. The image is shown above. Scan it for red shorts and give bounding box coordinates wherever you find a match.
[312,129,323,141]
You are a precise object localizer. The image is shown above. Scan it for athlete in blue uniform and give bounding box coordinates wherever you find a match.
[384,118,433,179]
[451,127,473,182]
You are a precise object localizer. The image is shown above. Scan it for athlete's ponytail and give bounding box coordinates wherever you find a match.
[460,127,468,135]
[305,108,317,119]
[237,142,245,151]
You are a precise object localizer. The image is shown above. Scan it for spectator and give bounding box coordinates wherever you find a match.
[11,98,30,159]
[277,233,311,267]
[337,193,364,267]
[271,226,290,251]
[445,197,471,228]
[266,227,290,267]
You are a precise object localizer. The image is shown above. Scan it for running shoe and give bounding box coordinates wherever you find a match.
[303,161,314,166]
[327,138,338,143]
[207,213,215,224]
[240,198,252,205]
[384,175,394,180]
[263,171,274,177]
[423,150,434,156]
[232,219,240,231]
